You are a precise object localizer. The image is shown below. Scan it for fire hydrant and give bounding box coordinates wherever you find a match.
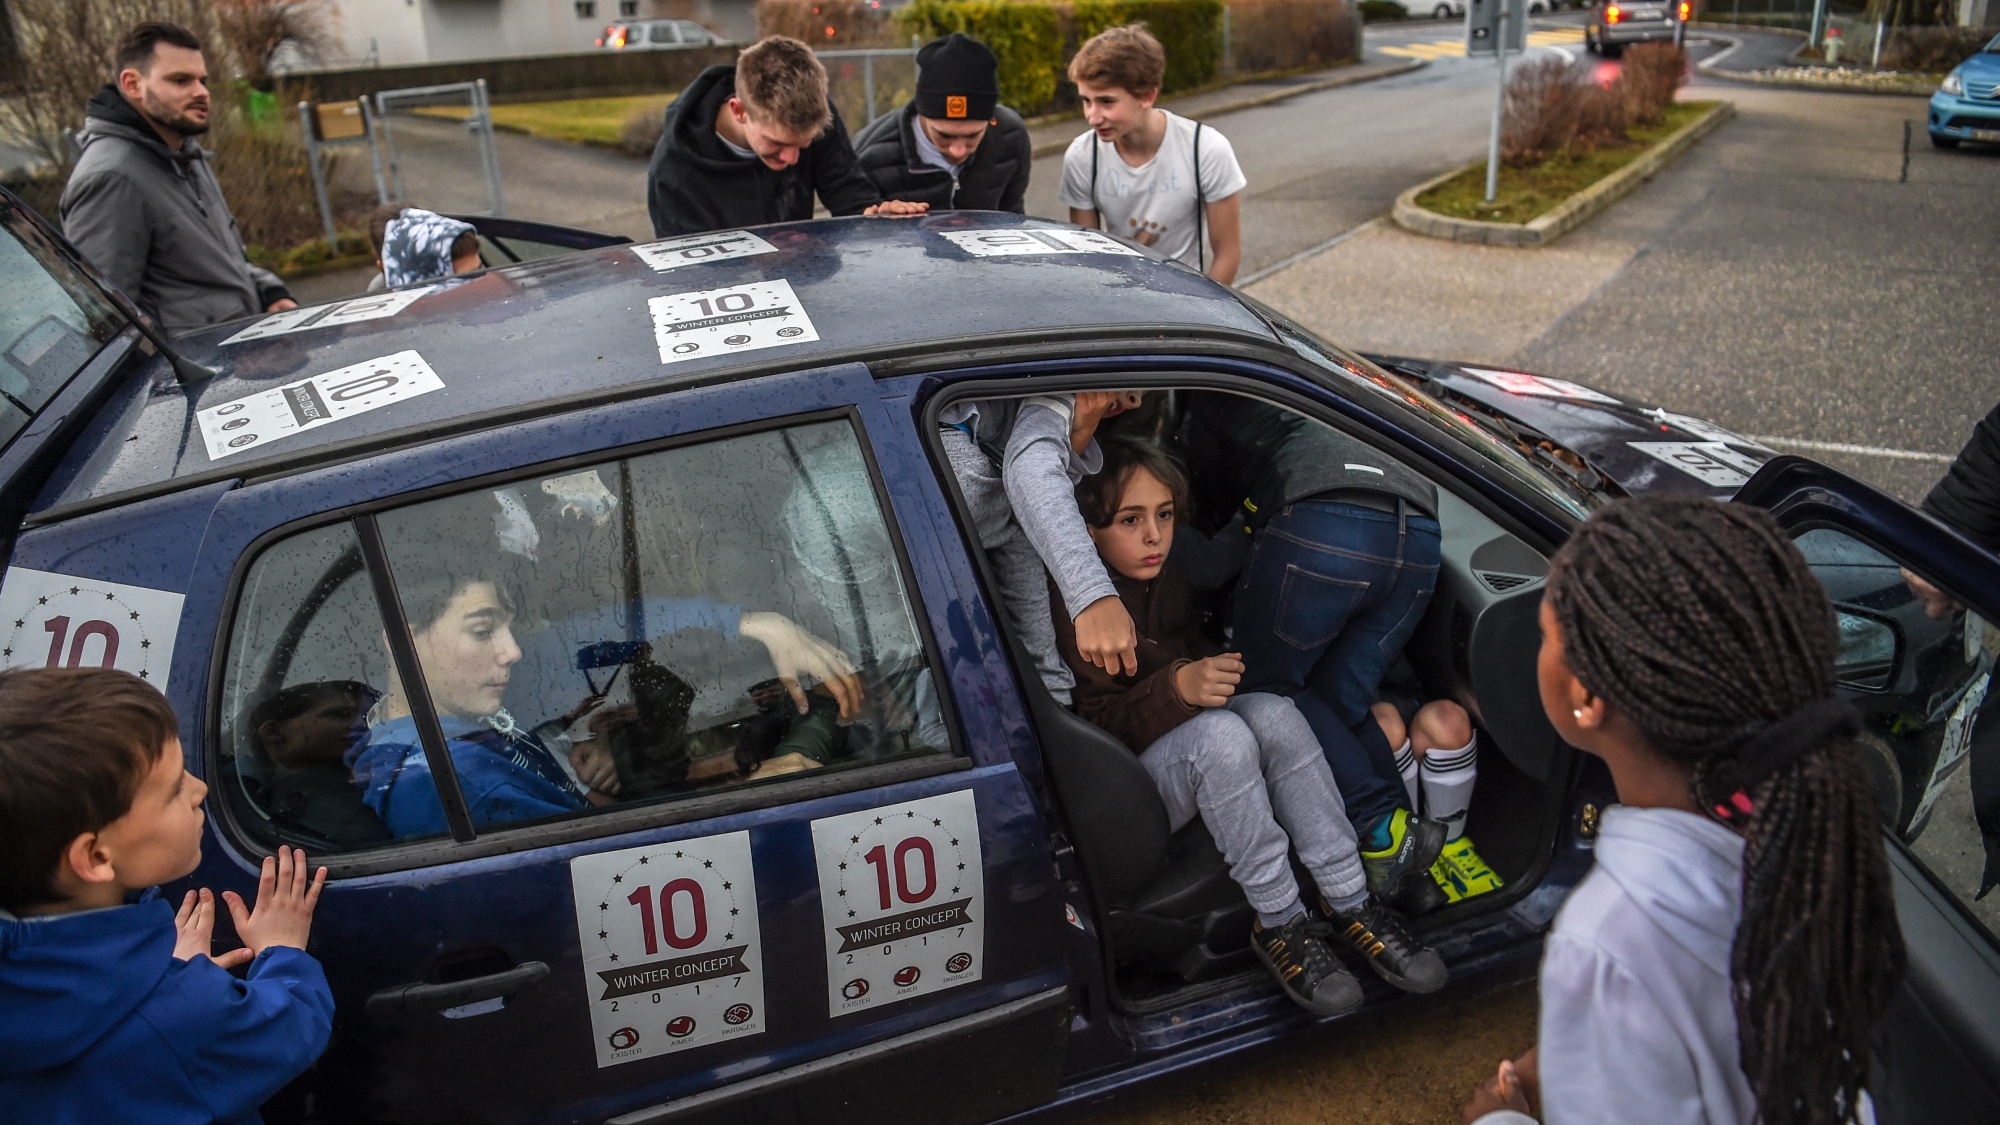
[1825,26,1844,63]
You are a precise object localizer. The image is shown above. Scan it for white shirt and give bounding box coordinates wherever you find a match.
[911,119,964,177]
[1058,110,1245,268]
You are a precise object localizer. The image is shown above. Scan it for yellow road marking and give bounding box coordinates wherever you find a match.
[1377,26,1582,59]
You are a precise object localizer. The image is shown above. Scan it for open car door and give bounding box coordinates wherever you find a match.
[1737,457,2000,1124]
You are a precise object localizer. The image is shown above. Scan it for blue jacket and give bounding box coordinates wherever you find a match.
[0,897,334,1125]
[349,714,585,838]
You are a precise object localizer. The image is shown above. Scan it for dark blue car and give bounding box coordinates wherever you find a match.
[1,190,1996,1124]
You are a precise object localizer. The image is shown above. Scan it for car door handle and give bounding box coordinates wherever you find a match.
[366,961,550,1020]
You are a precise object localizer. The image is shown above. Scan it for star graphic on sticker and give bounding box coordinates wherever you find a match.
[730,908,738,916]
[722,881,732,890]
[68,587,77,595]
[950,839,959,846]
[703,860,713,868]
[613,875,622,883]
[848,910,856,918]
[957,863,965,870]
[12,620,21,628]
[639,856,648,864]
[140,640,150,649]
[599,902,608,910]
[35,597,45,605]
[598,930,608,939]
[129,612,139,620]
[675,851,684,858]
[138,670,148,679]
[838,889,846,897]
[851,835,860,843]
[2,650,9,657]
[933,819,942,826]
[104,593,113,601]
[873,817,882,825]
[609,953,620,962]
[905,811,914,818]
[838,862,846,870]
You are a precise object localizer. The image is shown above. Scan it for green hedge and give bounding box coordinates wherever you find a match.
[898,0,1225,113]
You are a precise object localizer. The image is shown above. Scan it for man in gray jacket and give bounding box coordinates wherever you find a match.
[60,22,295,335]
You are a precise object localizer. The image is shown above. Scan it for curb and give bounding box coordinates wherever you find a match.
[1703,69,1938,97]
[1029,58,1429,157]
[1391,100,1735,248]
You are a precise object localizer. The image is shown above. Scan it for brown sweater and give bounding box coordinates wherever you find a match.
[1050,560,1221,754]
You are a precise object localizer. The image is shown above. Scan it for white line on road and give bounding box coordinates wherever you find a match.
[1747,435,1955,464]
[1238,218,1384,288]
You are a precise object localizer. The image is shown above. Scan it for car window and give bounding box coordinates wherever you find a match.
[0,195,124,447]
[649,22,675,42]
[217,522,426,853]
[1795,527,1998,938]
[359,418,948,839]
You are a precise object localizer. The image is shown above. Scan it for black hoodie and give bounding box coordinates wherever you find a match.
[645,66,881,237]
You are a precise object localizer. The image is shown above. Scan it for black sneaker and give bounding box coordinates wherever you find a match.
[1251,913,1364,1016]
[1319,895,1448,994]
[1359,808,1450,916]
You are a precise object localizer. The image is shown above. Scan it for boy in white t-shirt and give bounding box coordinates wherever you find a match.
[1059,24,1247,283]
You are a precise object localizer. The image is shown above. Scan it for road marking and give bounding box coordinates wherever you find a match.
[1379,28,1581,59]
[1745,435,1955,464]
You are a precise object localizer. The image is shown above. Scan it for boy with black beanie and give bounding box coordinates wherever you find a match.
[853,33,1033,213]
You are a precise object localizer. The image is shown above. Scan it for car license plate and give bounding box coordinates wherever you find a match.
[1970,128,2000,142]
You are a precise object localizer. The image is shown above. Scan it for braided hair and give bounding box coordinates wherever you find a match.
[1545,496,1904,1125]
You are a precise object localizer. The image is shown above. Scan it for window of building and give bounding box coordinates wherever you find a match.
[575,1,597,18]
[620,1,639,16]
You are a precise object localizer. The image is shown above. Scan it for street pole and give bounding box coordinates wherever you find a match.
[1808,0,1828,43]
[1485,8,1508,204]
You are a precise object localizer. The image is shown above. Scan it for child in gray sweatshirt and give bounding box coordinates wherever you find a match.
[940,393,1140,703]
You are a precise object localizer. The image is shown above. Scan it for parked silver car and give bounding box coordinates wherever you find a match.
[597,18,724,49]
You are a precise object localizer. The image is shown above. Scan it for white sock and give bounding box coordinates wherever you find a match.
[1393,738,1419,812]
[1420,733,1478,842]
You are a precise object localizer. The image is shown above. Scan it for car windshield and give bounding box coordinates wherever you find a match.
[1988,31,2000,51]
[1237,292,1599,519]
[0,194,126,452]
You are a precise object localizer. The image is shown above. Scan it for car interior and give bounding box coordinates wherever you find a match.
[935,386,1574,1014]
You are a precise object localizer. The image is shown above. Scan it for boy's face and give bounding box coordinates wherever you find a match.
[1088,467,1176,582]
[95,738,209,890]
[918,115,990,165]
[1076,79,1158,144]
[728,98,818,170]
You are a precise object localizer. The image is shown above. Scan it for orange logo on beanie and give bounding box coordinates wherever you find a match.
[945,95,968,118]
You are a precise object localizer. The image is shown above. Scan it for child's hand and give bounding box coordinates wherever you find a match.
[1460,1056,1537,1122]
[1075,596,1139,676]
[173,888,253,969]
[1174,654,1243,708]
[570,739,622,796]
[221,846,327,957]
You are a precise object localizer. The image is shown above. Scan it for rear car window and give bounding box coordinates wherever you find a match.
[0,196,124,448]
[219,419,948,853]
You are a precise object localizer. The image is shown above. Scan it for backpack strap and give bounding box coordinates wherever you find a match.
[1090,134,1101,230]
[1193,119,1206,275]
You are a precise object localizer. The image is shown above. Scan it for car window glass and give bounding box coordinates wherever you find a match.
[1796,527,1998,937]
[0,196,124,442]
[649,23,674,42]
[368,419,948,838]
[218,522,426,854]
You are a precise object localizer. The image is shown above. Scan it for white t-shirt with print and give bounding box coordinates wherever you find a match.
[1058,110,1246,268]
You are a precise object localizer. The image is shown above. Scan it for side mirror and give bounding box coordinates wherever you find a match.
[1834,606,1902,693]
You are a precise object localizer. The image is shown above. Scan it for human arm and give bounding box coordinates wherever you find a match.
[174,887,253,969]
[1002,400,1131,673]
[1059,133,1102,231]
[1203,192,1241,284]
[864,199,929,217]
[248,264,295,311]
[219,846,327,956]
[1922,401,2000,553]
[1050,577,1199,750]
[811,103,887,217]
[738,611,863,719]
[1462,1049,1539,1123]
[60,171,153,310]
[1173,653,1242,709]
[1902,567,1963,620]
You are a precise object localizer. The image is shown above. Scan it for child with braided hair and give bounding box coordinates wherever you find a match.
[1464,496,1904,1125]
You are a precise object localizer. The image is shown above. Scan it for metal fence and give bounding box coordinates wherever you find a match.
[371,80,507,218]
[818,44,920,131]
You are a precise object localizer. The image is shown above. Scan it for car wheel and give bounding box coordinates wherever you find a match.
[1529,1,1546,12]
[1435,3,1453,16]
[1603,40,1623,57]
[1585,28,1600,52]
[1931,132,1960,148]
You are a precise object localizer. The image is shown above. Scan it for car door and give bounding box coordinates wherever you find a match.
[1737,457,2000,1124]
[188,363,1070,1125]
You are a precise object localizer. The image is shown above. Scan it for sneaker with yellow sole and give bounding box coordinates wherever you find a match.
[1429,836,1504,900]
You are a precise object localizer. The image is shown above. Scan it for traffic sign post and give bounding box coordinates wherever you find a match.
[1467,0,1528,204]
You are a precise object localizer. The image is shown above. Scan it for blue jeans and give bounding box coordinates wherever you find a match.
[1230,500,1442,836]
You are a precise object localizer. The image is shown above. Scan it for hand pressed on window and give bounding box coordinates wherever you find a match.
[738,611,864,719]
[220,845,327,956]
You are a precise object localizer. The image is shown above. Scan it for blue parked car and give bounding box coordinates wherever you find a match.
[1930,32,2000,148]
[1,188,1996,1124]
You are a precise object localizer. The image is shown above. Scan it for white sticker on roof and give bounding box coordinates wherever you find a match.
[648,279,817,365]
[1639,407,1773,451]
[938,229,1143,257]
[570,830,766,1067]
[196,350,445,460]
[632,231,777,272]
[1630,441,1767,488]
[1458,367,1621,404]
[219,287,437,345]
[0,569,184,689]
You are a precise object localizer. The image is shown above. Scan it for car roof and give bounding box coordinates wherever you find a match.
[35,214,1275,521]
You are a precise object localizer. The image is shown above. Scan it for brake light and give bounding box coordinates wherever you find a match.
[1677,0,1690,19]
[1605,4,1621,22]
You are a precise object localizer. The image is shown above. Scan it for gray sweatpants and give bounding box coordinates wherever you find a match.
[1139,693,1367,916]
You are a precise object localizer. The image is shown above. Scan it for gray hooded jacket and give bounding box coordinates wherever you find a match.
[59,85,290,335]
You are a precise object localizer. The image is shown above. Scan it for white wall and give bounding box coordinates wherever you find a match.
[310,0,745,66]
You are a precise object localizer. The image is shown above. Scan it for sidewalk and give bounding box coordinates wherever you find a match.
[1026,54,1428,158]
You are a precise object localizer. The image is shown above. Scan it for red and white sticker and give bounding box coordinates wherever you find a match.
[632,231,778,272]
[195,350,444,460]
[1630,441,1767,488]
[939,229,1142,258]
[0,569,183,688]
[811,790,985,1017]
[1458,367,1620,404]
[569,830,765,1067]
[219,288,437,345]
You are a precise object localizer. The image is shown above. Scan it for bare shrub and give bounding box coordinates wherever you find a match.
[213,0,332,90]
[620,97,677,155]
[1226,0,1357,74]
[1613,42,1684,125]
[756,0,904,47]
[1879,26,1991,72]
[1501,58,1584,165]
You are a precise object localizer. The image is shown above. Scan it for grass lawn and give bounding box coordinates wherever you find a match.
[412,94,677,148]
[1416,100,1715,225]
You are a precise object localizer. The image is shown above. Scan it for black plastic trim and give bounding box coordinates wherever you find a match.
[365,960,551,1020]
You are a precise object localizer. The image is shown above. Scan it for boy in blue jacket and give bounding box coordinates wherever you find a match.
[0,667,335,1125]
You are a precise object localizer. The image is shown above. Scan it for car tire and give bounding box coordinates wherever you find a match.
[1434,4,1453,16]
[1585,28,1600,52]
[1603,41,1624,57]
[1931,132,1960,148]
[1529,1,1546,12]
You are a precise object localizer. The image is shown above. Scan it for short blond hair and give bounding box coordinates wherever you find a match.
[1067,23,1165,96]
[735,36,832,136]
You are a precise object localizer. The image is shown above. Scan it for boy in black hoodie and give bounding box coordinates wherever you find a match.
[0,668,333,1124]
[646,36,928,237]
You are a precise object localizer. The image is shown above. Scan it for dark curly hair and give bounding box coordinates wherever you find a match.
[1545,496,1904,1125]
